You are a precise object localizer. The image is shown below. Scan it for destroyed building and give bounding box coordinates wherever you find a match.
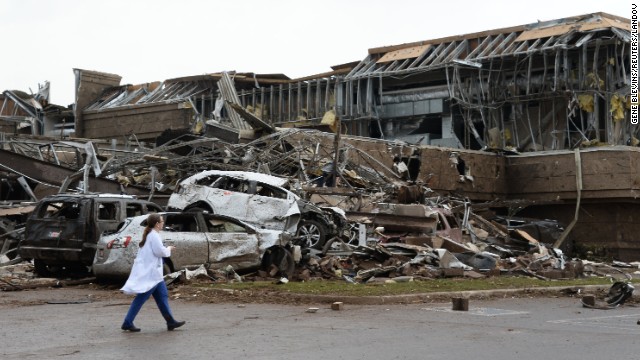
[66,13,634,149]
[1,12,639,261]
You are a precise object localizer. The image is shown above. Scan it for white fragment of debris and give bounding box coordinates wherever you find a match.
[306,307,319,313]
[292,246,302,263]
[278,277,289,284]
[184,264,208,280]
[224,265,243,282]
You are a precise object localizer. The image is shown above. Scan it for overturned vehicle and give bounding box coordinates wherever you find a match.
[167,170,347,249]
[93,211,298,279]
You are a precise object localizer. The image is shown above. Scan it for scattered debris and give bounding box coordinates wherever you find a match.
[0,12,637,292]
[581,281,635,309]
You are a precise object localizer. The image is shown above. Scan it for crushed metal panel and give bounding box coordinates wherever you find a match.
[0,149,159,199]
[227,102,276,133]
[205,121,240,143]
[207,232,261,270]
[218,72,252,130]
[377,44,431,63]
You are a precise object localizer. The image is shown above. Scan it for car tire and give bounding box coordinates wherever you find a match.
[34,259,58,277]
[163,260,173,275]
[296,219,327,249]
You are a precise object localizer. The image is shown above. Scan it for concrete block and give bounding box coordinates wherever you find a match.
[442,268,464,277]
[540,270,564,279]
[452,297,469,311]
[331,302,344,311]
[485,268,501,277]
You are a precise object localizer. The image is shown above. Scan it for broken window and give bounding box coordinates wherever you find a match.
[255,183,288,199]
[97,203,118,221]
[195,175,221,187]
[149,214,199,232]
[37,201,82,219]
[126,203,144,217]
[206,218,247,233]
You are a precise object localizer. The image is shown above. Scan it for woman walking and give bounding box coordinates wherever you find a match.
[120,213,185,332]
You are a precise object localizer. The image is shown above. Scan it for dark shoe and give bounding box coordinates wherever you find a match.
[167,320,186,331]
[121,324,141,332]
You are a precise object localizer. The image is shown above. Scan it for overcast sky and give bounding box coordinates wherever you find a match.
[1,0,631,106]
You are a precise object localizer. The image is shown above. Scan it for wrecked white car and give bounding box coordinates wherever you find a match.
[166,170,346,249]
[93,212,295,279]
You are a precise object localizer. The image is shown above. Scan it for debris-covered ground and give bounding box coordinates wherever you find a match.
[2,251,640,308]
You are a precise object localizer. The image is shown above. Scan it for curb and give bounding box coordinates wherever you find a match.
[201,284,626,306]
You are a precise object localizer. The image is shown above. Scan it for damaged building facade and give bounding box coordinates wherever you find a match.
[68,13,634,149]
[1,12,638,260]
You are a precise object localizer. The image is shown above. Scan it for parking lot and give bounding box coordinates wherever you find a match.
[1,287,639,359]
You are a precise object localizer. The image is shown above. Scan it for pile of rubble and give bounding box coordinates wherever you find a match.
[0,128,632,287]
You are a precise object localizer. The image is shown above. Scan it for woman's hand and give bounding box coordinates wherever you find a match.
[167,245,176,252]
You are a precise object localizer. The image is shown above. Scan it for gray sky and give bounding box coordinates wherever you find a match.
[1,0,631,106]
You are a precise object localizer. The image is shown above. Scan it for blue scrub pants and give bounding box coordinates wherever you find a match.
[122,281,175,327]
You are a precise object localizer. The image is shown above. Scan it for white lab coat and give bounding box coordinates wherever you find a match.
[121,230,171,295]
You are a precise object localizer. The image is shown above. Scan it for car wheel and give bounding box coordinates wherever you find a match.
[33,259,59,277]
[163,261,173,275]
[67,264,90,277]
[162,260,179,286]
[296,219,327,249]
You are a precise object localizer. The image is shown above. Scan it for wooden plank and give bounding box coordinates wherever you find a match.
[515,17,631,42]
[377,44,431,63]
[515,24,577,42]
[368,24,526,55]
[580,17,631,31]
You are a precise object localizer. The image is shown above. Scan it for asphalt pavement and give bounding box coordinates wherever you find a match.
[1,285,639,359]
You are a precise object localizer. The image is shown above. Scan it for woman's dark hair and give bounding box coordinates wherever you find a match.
[140,213,163,248]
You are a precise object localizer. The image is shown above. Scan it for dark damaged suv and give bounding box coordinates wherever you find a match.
[18,193,163,276]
